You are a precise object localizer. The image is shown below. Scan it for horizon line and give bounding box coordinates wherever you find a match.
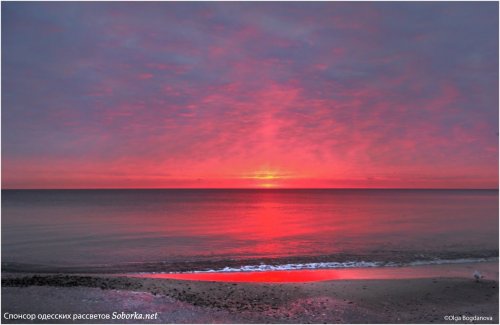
[1,187,498,191]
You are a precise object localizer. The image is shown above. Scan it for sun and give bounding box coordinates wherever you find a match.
[260,183,277,188]
[251,172,280,180]
[242,170,283,180]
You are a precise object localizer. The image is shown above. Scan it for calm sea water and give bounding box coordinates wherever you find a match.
[1,189,498,272]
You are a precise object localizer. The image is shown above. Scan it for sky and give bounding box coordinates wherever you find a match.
[2,2,499,189]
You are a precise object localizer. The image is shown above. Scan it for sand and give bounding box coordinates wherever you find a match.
[2,269,498,324]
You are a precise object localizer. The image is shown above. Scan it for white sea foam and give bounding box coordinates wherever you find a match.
[204,261,384,273]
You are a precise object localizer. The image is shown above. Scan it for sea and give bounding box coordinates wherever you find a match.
[1,189,498,274]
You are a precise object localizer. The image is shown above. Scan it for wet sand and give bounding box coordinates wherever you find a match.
[2,268,498,324]
[127,261,500,282]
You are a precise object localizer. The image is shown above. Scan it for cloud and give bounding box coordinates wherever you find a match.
[2,2,498,188]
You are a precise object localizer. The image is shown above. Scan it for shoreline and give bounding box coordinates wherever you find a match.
[2,249,498,274]
[128,261,500,283]
[2,262,499,323]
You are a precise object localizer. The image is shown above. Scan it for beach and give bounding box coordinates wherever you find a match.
[2,262,498,324]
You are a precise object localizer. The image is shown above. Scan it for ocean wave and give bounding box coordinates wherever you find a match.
[3,250,497,274]
[167,257,498,274]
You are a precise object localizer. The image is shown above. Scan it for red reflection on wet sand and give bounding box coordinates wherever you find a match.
[130,264,489,283]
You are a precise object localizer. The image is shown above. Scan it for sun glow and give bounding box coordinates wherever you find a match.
[242,169,291,180]
[246,172,280,180]
[240,169,291,188]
